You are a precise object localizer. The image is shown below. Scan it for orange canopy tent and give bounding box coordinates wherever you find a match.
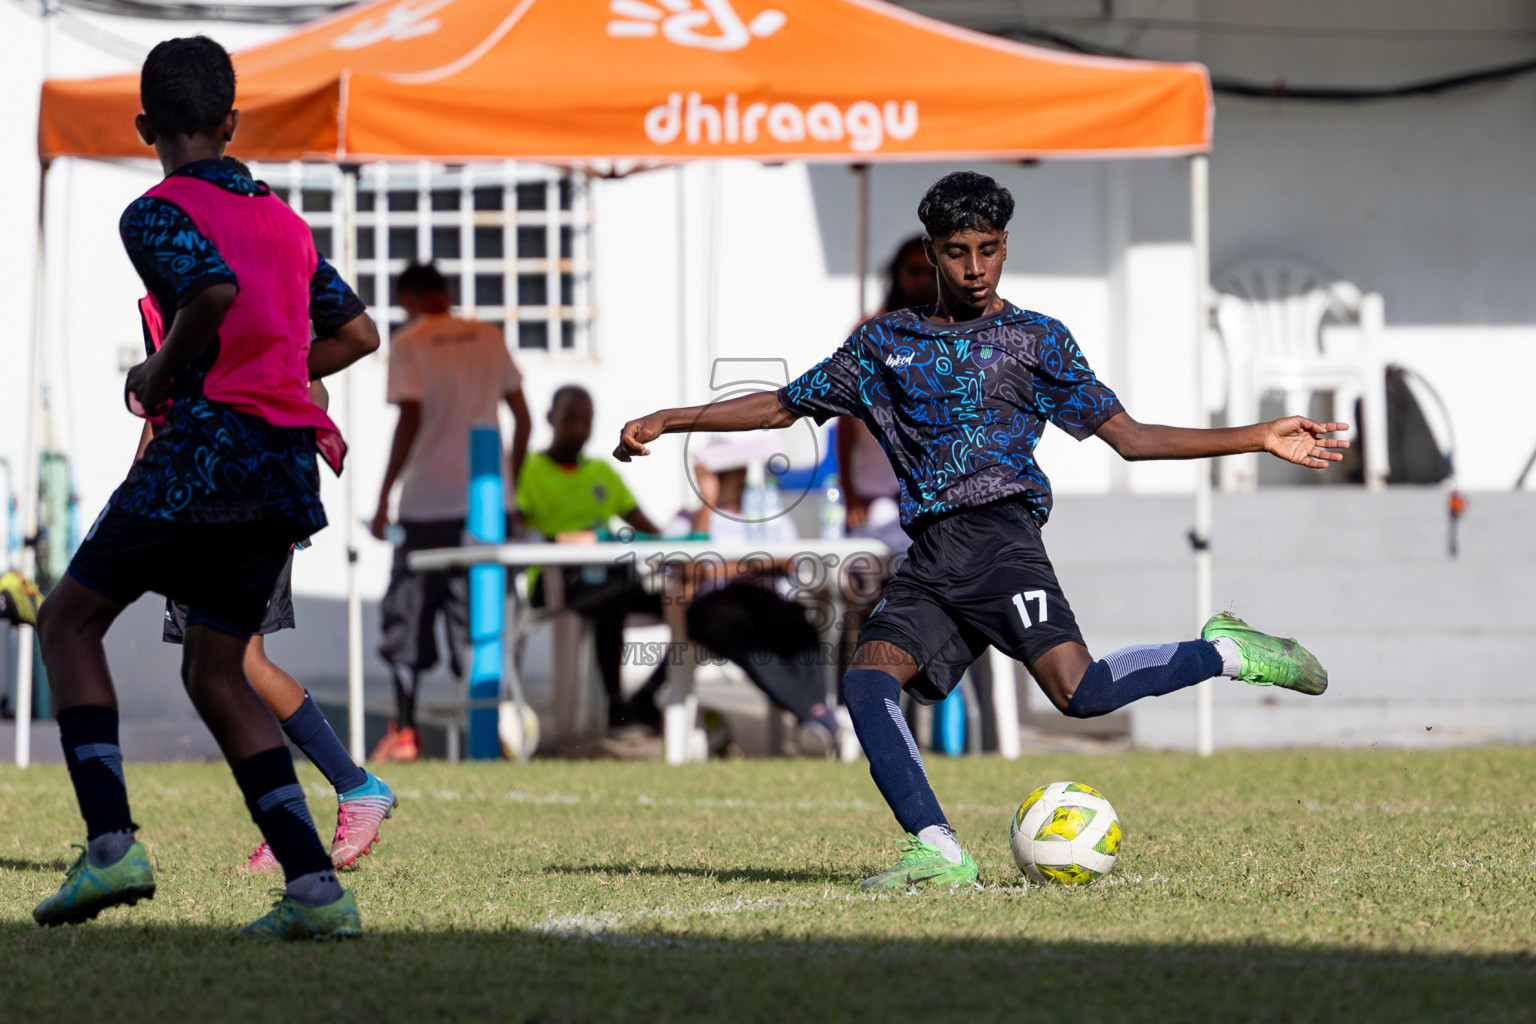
[38,0,1210,164]
[19,0,1222,766]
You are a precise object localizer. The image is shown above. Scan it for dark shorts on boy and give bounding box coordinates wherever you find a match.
[69,507,296,641]
[162,549,296,644]
[859,500,1084,704]
[378,519,471,677]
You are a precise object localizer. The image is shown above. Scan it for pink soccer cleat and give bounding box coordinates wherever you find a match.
[329,772,397,869]
[243,840,280,875]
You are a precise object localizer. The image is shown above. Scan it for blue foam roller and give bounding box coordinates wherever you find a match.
[466,427,504,759]
[932,685,966,757]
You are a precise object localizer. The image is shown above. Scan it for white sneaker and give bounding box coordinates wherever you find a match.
[834,707,863,763]
[797,719,836,759]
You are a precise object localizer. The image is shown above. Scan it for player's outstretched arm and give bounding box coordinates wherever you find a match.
[614,391,799,462]
[1095,411,1350,468]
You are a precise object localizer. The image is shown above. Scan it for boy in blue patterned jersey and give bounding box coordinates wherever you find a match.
[616,171,1348,891]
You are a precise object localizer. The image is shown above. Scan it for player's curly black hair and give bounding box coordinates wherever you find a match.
[917,171,1015,239]
[395,262,450,299]
[140,36,236,139]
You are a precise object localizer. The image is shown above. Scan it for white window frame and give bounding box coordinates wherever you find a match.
[250,160,595,358]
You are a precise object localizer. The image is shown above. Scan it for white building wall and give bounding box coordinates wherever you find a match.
[0,0,1532,734]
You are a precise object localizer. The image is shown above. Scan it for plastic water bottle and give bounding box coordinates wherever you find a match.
[743,461,766,543]
[761,475,784,539]
[820,473,846,540]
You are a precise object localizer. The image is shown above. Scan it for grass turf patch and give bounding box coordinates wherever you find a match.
[4,748,1536,1022]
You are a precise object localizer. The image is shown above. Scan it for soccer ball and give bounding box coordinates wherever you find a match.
[498,701,540,760]
[1009,781,1121,885]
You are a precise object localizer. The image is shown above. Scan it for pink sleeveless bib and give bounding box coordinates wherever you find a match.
[140,175,346,473]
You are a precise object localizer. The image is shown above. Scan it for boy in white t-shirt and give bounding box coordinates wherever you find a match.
[370,263,531,762]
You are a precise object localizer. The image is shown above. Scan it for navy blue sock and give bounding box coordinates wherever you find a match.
[840,669,947,836]
[231,746,333,881]
[1065,640,1223,718]
[281,693,367,794]
[57,705,136,840]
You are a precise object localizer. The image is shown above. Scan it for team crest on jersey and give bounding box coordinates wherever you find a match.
[971,343,1004,369]
[593,483,609,505]
[973,324,1023,369]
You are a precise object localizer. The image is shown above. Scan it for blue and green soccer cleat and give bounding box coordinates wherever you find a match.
[239,890,362,940]
[859,835,980,892]
[33,842,156,926]
[1202,612,1328,695]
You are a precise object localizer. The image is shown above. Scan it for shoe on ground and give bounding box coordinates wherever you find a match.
[370,722,419,763]
[243,840,280,875]
[797,719,836,759]
[859,834,980,892]
[238,889,361,940]
[834,707,863,763]
[330,772,398,869]
[1202,612,1328,696]
[0,571,42,627]
[34,841,156,926]
[608,695,662,737]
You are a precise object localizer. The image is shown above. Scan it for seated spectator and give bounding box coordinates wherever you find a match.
[686,447,859,761]
[517,386,665,734]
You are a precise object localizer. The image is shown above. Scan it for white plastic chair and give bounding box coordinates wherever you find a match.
[1215,260,1388,490]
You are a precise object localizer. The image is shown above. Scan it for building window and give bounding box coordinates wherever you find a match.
[252,161,594,356]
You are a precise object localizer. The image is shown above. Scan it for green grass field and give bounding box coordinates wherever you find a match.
[4,748,1536,1022]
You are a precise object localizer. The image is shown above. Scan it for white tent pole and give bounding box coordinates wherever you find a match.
[704,163,722,374]
[338,165,365,764]
[15,160,50,769]
[854,164,869,320]
[1190,153,1214,757]
[675,166,688,407]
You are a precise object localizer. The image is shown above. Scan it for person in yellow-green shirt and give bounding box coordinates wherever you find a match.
[519,386,663,733]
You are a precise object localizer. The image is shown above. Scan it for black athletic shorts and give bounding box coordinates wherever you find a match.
[859,500,1084,704]
[378,519,471,676]
[163,549,295,645]
[69,507,296,641]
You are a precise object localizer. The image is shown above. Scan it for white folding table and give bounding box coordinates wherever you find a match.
[407,536,1021,763]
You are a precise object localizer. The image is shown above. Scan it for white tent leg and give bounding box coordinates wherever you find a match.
[1190,153,1214,757]
[16,160,51,769]
[854,164,869,320]
[987,647,1021,760]
[338,166,365,763]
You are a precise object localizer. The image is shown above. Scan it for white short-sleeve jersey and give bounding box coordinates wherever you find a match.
[387,313,522,521]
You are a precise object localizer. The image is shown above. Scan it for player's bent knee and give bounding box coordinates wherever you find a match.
[1053,680,1083,717]
[34,593,62,644]
[242,637,272,677]
[847,641,919,689]
[180,625,251,694]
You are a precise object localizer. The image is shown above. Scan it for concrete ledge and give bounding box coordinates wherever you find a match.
[0,717,223,764]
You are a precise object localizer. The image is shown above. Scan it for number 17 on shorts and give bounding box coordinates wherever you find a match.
[1012,590,1048,628]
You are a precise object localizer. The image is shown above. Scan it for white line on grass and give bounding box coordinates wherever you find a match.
[534,891,893,944]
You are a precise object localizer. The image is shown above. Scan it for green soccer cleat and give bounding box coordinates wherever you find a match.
[33,841,156,927]
[1202,612,1328,696]
[239,890,362,940]
[859,835,981,892]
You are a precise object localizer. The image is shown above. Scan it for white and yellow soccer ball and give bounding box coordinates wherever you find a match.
[1009,781,1121,885]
